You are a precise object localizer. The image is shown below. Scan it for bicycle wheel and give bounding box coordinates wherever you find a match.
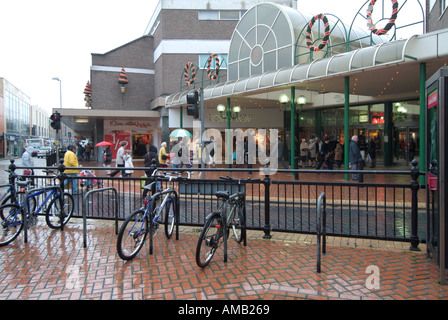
[196,212,223,268]
[45,192,74,229]
[163,197,175,239]
[117,209,148,260]
[230,204,244,244]
[0,193,36,219]
[0,204,24,246]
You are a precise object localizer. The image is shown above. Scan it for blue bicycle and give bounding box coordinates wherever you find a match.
[0,170,74,246]
[116,171,179,260]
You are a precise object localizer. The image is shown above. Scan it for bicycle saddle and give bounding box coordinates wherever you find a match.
[215,191,230,199]
[17,180,33,187]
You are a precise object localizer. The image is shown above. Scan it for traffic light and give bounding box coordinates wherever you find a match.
[50,112,61,130]
[186,90,199,119]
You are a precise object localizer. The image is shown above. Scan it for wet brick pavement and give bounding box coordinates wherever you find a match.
[0,218,447,302]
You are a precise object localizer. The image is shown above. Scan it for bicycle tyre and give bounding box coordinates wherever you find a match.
[196,212,223,268]
[45,192,74,229]
[117,209,148,260]
[163,197,175,239]
[0,204,24,246]
[0,193,36,219]
[231,204,244,244]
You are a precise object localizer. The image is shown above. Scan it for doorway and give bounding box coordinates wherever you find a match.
[393,127,419,166]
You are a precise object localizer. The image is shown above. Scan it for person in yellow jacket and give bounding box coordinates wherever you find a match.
[159,142,169,167]
[64,144,80,194]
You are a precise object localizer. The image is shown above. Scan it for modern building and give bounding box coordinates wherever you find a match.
[165,0,441,173]
[59,0,296,161]
[58,0,448,173]
[0,78,32,157]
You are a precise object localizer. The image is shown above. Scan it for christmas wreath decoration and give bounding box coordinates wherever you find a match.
[184,62,196,86]
[366,0,398,35]
[206,54,220,80]
[305,14,330,52]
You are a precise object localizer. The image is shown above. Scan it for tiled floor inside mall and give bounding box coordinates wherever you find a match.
[0,218,447,301]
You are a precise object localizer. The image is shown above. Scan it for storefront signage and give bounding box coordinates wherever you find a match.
[428,89,438,109]
[207,113,253,123]
[105,120,155,131]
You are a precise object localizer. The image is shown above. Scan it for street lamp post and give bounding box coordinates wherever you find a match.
[279,88,306,176]
[217,98,240,168]
[52,77,62,109]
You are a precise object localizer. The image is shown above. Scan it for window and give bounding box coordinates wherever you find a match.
[198,10,246,20]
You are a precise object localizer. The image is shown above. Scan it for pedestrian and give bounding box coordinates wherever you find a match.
[308,138,316,168]
[102,145,113,174]
[123,150,134,177]
[85,143,92,161]
[358,133,367,160]
[171,140,182,169]
[21,147,35,185]
[368,137,376,168]
[109,141,127,177]
[143,144,159,198]
[349,135,363,181]
[334,143,343,168]
[63,145,80,194]
[409,137,416,161]
[316,137,333,170]
[299,138,308,167]
[276,137,287,169]
[159,142,170,167]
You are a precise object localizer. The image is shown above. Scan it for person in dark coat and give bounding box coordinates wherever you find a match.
[368,137,377,168]
[103,145,113,174]
[349,135,363,181]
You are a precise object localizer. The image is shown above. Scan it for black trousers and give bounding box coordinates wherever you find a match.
[109,164,125,177]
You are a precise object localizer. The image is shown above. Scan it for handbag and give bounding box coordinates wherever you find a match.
[162,154,168,160]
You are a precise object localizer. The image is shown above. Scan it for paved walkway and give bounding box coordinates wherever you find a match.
[0,218,446,301]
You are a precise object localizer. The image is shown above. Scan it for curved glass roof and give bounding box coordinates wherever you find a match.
[227,3,388,81]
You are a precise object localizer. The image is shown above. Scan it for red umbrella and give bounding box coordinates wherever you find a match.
[95,141,113,147]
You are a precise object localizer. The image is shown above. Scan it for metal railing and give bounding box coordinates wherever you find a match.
[6,159,425,250]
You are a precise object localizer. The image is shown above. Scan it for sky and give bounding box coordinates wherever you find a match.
[0,0,425,114]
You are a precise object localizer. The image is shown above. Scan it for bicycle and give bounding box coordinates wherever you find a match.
[0,169,37,211]
[0,169,74,246]
[195,176,260,268]
[116,170,181,260]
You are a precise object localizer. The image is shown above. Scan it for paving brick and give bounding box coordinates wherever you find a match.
[0,219,447,301]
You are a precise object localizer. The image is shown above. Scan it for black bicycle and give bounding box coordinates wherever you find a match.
[116,171,181,260]
[195,176,259,268]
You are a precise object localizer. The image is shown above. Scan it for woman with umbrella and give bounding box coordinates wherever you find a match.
[95,141,114,175]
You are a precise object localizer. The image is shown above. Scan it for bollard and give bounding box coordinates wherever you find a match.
[263,174,271,239]
[410,159,420,251]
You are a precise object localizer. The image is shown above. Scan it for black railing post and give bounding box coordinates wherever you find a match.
[263,173,271,239]
[410,159,420,251]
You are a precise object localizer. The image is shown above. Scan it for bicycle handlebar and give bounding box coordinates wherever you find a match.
[219,176,261,183]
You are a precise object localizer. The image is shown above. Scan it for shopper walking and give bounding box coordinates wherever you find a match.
[349,135,363,181]
[159,142,169,167]
[102,145,113,174]
[63,145,80,194]
[109,141,127,177]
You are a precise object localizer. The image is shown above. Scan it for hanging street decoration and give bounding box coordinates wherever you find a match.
[83,81,92,108]
[184,62,197,86]
[118,67,129,93]
[366,0,399,35]
[206,53,220,80]
[306,14,331,52]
